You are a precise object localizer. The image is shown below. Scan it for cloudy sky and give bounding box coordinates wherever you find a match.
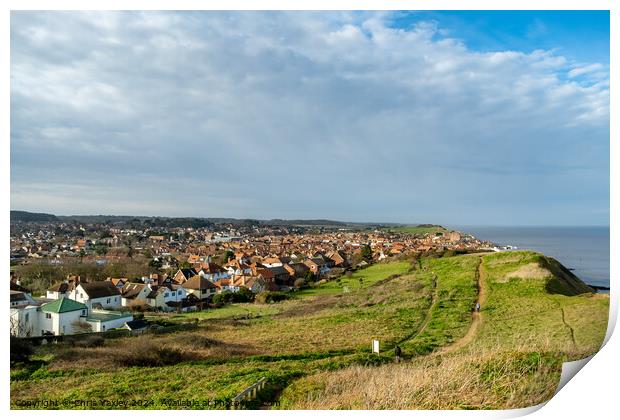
[10,11,609,225]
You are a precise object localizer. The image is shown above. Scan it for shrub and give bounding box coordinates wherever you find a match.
[294,278,306,289]
[232,287,255,303]
[114,336,195,367]
[10,336,33,366]
[255,291,290,304]
[75,335,105,348]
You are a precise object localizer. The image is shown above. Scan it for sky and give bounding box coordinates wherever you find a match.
[10,11,610,226]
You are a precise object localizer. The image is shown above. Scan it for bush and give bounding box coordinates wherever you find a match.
[294,278,306,289]
[255,291,290,304]
[232,287,255,303]
[212,288,255,305]
[10,336,33,366]
[114,336,195,367]
[75,335,105,348]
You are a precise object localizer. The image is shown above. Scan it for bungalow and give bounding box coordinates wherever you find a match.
[85,309,133,332]
[69,281,122,310]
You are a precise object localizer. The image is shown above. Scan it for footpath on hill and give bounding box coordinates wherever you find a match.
[437,256,487,354]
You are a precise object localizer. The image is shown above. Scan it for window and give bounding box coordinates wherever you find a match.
[25,313,29,323]
[45,313,51,319]
[82,309,87,316]
[172,291,176,296]
[106,298,111,304]
[164,293,169,298]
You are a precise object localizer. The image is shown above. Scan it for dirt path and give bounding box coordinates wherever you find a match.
[437,256,487,354]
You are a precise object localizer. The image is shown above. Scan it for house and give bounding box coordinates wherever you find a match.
[268,265,292,285]
[197,262,229,282]
[107,278,128,289]
[173,268,198,284]
[69,281,122,310]
[10,290,36,308]
[85,309,133,332]
[304,257,331,276]
[165,293,200,312]
[224,259,253,276]
[11,296,133,337]
[214,277,239,293]
[46,281,77,300]
[183,275,218,301]
[145,284,187,311]
[39,297,88,336]
[120,283,151,308]
[326,250,349,268]
[284,262,310,279]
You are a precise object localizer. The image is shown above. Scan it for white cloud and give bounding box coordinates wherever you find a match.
[10,11,609,224]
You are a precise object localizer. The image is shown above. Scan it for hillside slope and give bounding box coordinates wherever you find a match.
[278,251,608,409]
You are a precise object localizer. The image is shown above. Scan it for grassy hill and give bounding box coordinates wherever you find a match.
[386,224,448,236]
[10,252,608,410]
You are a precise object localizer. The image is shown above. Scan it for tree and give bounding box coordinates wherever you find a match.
[149,258,163,270]
[360,244,373,262]
[223,250,235,263]
[93,244,108,256]
[125,238,134,259]
[10,336,33,366]
[78,248,86,263]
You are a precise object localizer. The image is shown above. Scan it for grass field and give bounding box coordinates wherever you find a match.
[11,252,609,410]
[386,225,448,236]
[276,252,609,409]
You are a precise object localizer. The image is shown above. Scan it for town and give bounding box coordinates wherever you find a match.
[10,212,492,338]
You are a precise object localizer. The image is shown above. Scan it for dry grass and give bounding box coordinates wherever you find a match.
[279,343,562,410]
[503,263,552,282]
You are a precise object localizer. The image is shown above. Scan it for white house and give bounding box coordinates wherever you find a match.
[120,283,151,308]
[39,297,89,336]
[145,284,187,311]
[198,263,229,282]
[69,281,122,310]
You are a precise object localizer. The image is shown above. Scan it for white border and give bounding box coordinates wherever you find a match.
[2,2,616,420]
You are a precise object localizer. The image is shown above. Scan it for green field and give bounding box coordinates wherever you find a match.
[386,225,448,236]
[11,252,608,410]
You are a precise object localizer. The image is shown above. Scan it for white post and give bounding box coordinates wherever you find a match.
[372,339,379,354]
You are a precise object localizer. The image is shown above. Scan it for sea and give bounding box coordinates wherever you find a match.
[448,226,610,290]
